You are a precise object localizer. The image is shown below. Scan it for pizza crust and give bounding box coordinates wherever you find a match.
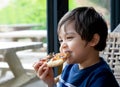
[47,52,70,67]
[47,58,65,67]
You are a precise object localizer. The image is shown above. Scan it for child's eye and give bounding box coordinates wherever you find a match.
[59,40,63,44]
[66,37,73,40]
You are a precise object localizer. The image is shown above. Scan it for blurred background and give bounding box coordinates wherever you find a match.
[0,0,110,32]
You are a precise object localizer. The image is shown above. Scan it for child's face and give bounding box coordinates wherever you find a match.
[58,22,93,64]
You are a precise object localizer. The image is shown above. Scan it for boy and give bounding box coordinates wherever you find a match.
[33,7,119,87]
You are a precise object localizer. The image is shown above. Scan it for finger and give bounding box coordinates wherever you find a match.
[40,67,49,80]
[39,58,48,63]
[33,62,39,67]
[33,62,43,72]
[37,63,47,77]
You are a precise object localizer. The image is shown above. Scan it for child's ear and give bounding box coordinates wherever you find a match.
[88,34,100,46]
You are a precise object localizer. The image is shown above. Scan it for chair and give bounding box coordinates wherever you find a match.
[100,32,120,84]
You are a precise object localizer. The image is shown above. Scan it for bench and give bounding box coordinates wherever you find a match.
[0,30,47,42]
[0,51,47,77]
[0,42,43,87]
[0,24,41,32]
[0,62,35,75]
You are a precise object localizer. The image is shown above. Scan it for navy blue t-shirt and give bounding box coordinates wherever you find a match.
[57,58,119,87]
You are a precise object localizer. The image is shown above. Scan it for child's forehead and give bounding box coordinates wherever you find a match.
[58,23,77,37]
[58,21,75,32]
[58,24,70,32]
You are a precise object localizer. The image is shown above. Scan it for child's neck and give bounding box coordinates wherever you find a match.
[78,51,100,69]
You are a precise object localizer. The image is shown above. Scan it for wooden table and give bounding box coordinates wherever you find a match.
[0,30,47,42]
[0,42,43,87]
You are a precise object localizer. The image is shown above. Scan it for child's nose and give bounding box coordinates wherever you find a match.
[61,42,68,48]
[60,42,68,53]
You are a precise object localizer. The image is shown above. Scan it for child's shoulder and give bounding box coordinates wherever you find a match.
[88,58,116,81]
[90,57,112,74]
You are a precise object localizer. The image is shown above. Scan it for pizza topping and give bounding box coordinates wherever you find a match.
[46,53,54,62]
[39,52,70,67]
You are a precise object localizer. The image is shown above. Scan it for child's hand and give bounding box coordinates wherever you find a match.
[33,59,55,86]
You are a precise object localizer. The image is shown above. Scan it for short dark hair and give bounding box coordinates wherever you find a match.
[58,7,108,51]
